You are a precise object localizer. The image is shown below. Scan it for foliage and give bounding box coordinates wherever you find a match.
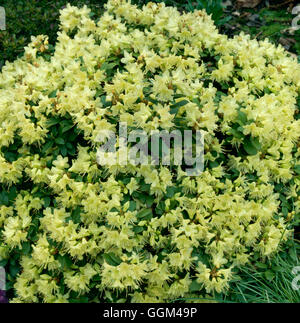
[221,2,300,60]
[226,241,300,303]
[0,0,105,70]
[184,0,228,25]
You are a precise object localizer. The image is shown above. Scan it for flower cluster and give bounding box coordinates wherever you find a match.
[0,0,299,303]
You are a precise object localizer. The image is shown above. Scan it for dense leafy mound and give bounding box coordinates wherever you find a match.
[0,0,299,303]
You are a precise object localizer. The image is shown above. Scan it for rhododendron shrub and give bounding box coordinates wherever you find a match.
[0,0,299,303]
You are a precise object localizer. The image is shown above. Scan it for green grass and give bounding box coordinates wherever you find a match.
[173,241,300,303]
[227,242,300,303]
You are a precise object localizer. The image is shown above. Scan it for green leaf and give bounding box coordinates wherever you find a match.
[272,265,284,272]
[145,195,154,207]
[4,151,18,162]
[255,262,268,269]
[55,138,65,145]
[69,296,89,303]
[0,191,9,206]
[60,145,67,156]
[57,254,73,270]
[282,206,288,216]
[43,197,51,208]
[103,253,122,266]
[92,274,101,282]
[208,160,219,168]
[191,248,210,266]
[62,124,74,133]
[128,200,136,212]
[100,95,112,108]
[42,141,54,154]
[264,270,275,281]
[243,137,259,155]
[71,207,81,224]
[147,96,159,105]
[189,279,203,292]
[174,94,186,99]
[95,89,104,97]
[21,241,31,255]
[8,186,17,202]
[237,110,247,125]
[250,137,261,150]
[132,191,146,203]
[170,99,189,114]
[289,248,298,262]
[48,90,57,98]
[9,264,20,277]
[166,186,176,198]
[100,62,118,71]
[132,226,145,233]
[0,259,8,267]
[136,208,153,220]
[293,165,300,175]
[140,183,151,192]
[228,128,244,139]
[46,118,60,127]
[155,201,165,215]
